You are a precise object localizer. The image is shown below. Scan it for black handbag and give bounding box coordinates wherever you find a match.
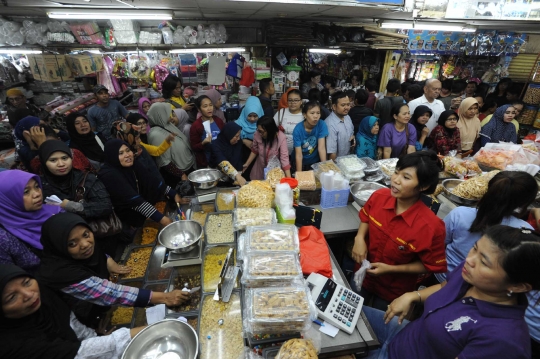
[75,173,123,238]
[294,205,323,229]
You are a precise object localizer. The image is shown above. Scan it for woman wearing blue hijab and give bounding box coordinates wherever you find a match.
[356,116,380,160]
[235,96,264,179]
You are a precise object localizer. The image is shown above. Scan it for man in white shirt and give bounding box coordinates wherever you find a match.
[408,79,445,132]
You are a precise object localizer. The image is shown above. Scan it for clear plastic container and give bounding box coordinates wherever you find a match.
[242,251,303,287]
[359,157,380,173]
[189,201,215,227]
[233,208,276,231]
[244,224,299,253]
[199,292,244,359]
[215,187,238,211]
[244,285,313,334]
[204,212,235,244]
[311,160,341,179]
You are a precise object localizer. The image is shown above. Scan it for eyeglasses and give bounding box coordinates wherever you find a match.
[288,99,302,103]
[446,118,458,122]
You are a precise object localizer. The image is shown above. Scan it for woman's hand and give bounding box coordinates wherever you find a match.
[182,102,194,111]
[60,199,70,209]
[29,126,47,148]
[166,133,176,143]
[366,262,393,277]
[163,290,190,306]
[202,133,212,145]
[96,317,117,336]
[107,257,132,276]
[384,292,417,325]
[175,193,191,205]
[421,127,429,138]
[235,173,247,187]
[160,216,173,227]
[351,237,367,263]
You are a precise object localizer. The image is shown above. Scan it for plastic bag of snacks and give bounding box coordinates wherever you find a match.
[277,338,319,359]
[237,180,275,208]
[442,152,480,178]
[266,167,285,189]
[474,148,516,170]
[295,171,317,191]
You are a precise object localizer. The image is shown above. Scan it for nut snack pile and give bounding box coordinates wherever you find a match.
[120,247,153,280]
[199,293,244,359]
[205,213,234,244]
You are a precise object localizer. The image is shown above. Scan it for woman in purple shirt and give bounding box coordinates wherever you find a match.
[364,225,539,359]
[377,103,417,159]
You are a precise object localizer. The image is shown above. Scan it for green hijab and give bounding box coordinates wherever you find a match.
[147,102,195,171]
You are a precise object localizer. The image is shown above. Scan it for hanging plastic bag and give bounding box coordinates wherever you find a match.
[298,226,332,278]
[352,259,371,292]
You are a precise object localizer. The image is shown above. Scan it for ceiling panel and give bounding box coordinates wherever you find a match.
[195,0,267,10]
[255,3,334,13]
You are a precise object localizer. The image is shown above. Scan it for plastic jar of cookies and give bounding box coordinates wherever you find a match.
[524,84,540,105]
[519,105,538,125]
[280,178,300,205]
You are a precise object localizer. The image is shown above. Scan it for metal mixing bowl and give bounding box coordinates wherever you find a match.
[122,319,198,359]
[442,179,479,206]
[188,169,222,189]
[158,220,203,253]
[350,181,387,207]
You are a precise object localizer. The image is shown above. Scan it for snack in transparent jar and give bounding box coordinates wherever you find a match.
[199,293,244,359]
[337,155,367,179]
[205,212,234,244]
[242,251,303,287]
[245,224,299,253]
[377,158,399,177]
[277,338,318,359]
[295,171,317,191]
[233,208,276,231]
[245,285,313,334]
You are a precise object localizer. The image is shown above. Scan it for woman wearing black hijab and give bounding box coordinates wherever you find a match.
[428,110,462,156]
[0,263,142,359]
[39,140,113,231]
[98,139,189,229]
[65,113,106,170]
[210,122,247,186]
[409,105,433,151]
[36,213,189,326]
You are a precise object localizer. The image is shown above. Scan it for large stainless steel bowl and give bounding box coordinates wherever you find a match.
[442,179,479,206]
[188,169,222,189]
[122,319,198,359]
[350,181,387,207]
[158,220,202,253]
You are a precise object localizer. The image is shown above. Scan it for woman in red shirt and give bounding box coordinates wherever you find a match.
[428,110,461,156]
[351,151,447,310]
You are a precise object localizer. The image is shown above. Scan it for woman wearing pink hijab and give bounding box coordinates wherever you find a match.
[197,89,226,122]
[138,97,151,120]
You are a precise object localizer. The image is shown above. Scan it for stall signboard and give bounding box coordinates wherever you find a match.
[445,0,540,20]
[406,30,527,56]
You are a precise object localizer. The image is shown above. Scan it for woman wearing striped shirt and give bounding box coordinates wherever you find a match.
[37,213,189,327]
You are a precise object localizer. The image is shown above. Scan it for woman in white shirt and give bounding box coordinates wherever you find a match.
[274,89,304,155]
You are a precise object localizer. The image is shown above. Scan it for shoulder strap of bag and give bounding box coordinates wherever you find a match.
[278,108,285,126]
[75,172,90,202]
[165,99,183,109]
[94,134,104,151]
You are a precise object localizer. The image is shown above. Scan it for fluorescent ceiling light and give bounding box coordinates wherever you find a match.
[381,22,476,32]
[102,51,158,54]
[48,10,172,20]
[0,49,42,54]
[169,47,245,54]
[309,48,341,54]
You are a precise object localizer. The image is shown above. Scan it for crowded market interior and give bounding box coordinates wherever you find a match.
[1,0,540,358]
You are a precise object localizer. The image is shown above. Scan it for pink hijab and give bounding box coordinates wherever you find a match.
[138,97,151,120]
[197,89,226,121]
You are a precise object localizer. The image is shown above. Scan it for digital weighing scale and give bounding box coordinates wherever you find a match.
[161,240,203,268]
[194,186,219,203]
[306,272,364,334]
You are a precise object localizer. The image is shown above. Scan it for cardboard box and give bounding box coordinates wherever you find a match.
[27,55,73,82]
[66,54,104,76]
